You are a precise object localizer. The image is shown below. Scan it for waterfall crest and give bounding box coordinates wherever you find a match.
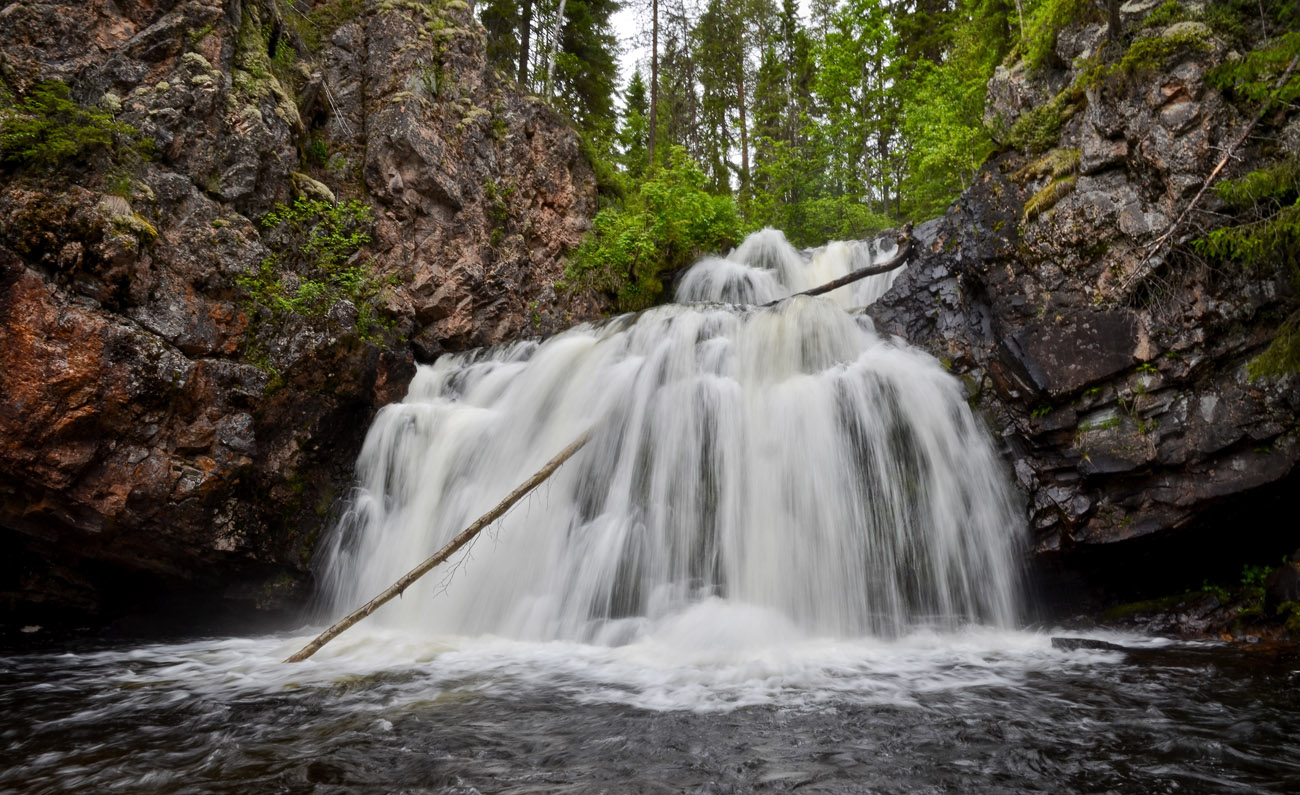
[316,230,1021,641]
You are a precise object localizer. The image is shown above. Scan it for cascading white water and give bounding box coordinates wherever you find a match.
[675,228,904,307]
[316,228,1021,642]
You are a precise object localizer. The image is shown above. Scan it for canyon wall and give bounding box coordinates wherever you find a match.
[0,0,605,628]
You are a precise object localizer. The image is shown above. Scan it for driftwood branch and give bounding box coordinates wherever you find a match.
[1120,53,1299,293]
[764,224,914,307]
[284,430,593,663]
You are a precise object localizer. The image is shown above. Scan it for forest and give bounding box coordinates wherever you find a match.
[476,0,1297,312]
[477,0,1061,308]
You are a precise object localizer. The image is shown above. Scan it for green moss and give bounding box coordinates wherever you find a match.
[230,7,302,128]
[1246,313,1300,379]
[1017,0,1100,74]
[1015,147,1081,183]
[1023,174,1077,221]
[1115,27,1214,76]
[1005,80,1086,154]
[1141,1,1195,29]
[281,0,364,53]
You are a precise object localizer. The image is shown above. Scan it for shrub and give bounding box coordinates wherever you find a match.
[239,197,392,340]
[0,80,143,170]
[564,147,741,312]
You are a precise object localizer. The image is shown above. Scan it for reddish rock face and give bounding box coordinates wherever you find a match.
[0,0,604,629]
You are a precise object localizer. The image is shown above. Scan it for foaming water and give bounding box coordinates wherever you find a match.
[5,628,1299,794]
[675,227,904,307]
[315,228,1019,642]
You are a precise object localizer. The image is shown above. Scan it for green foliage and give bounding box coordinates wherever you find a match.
[549,0,620,138]
[564,147,741,311]
[1194,203,1300,270]
[1214,157,1300,209]
[787,196,893,244]
[0,81,144,170]
[484,178,515,246]
[239,197,392,339]
[617,70,650,179]
[1241,563,1271,589]
[1191,158,1300,380]
[1207,31,1300,106]
[1191,30,1300,379]
[1019,0,1100,73]
[1279,600,1300,634]
[900,56,997,220]
[305,131,329,166]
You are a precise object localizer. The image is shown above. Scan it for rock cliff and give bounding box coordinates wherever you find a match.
[0,0,604,629]
[873,8,1300,612]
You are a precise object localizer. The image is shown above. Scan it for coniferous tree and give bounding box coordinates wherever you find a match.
[619,70,651,178]
[482,0,522,73]
[550,0,621,135]
[693,0,744,193]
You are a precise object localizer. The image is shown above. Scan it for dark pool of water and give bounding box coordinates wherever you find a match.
[1,630,1297,794]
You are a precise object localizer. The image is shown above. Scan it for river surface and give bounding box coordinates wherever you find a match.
[2,623,1298,793]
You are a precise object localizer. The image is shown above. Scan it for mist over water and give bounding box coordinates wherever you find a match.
[316,227,1020,642]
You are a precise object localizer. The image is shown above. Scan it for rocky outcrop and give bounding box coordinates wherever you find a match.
[873,14,1300,607]
[0,0,604,628]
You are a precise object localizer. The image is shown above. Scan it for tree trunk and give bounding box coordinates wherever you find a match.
[737,60,749,199]
[545,0,569,97]
[519,0,533,85]
[762,225,913,307]
[649,0,659,165]
[1106,0,1122,42]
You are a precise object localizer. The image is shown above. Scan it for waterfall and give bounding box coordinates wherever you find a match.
[316,229,1021,642]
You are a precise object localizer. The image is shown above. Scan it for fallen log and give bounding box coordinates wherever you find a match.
[763,224,914,307]
[283,430,593,663]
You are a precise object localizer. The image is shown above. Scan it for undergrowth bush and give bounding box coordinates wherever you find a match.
[563,147,741,312]
[0,80,148,170]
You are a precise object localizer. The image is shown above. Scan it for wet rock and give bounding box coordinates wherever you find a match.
[1051,637,1127,652]
[0,0,604,627]
[1264,563,1300,610]
[872,17,1300,569]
